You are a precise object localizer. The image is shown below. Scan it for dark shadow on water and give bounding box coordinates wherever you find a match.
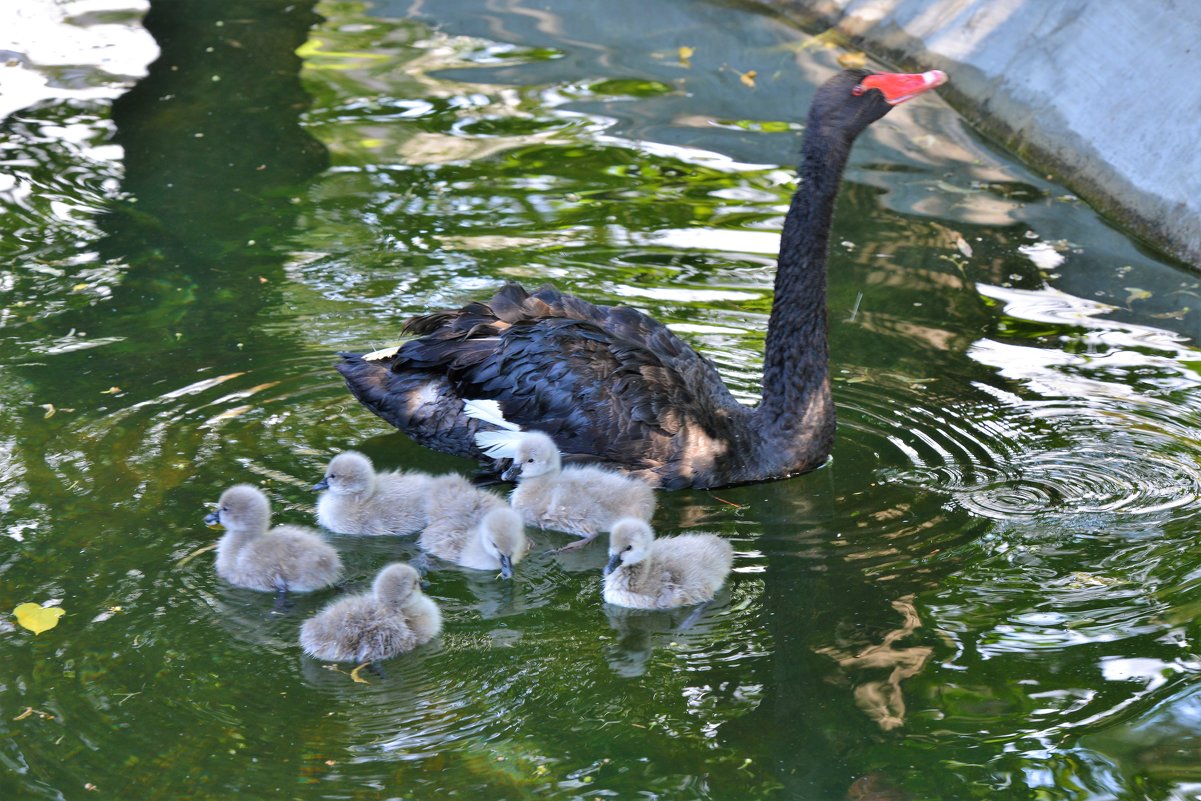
[21,0,331,398]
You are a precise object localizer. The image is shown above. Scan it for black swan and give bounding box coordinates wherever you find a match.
[335,68,947,489]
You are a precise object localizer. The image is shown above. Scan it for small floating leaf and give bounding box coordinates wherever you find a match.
[955,236,974,258]
[739,69,757,88]
[177,542,219,564]
[677,46,694,66]
[1124,287,1152,305]
[12,706,54,721]
[836,51,867,69]
[14,603,65,635]
[101,386,122,395]
[349,662,372,684]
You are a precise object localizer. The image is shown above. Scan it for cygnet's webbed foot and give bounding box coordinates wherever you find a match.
[271,583,293,614]
[408,552,433,584]
[554,531,600,553]
[358,660,387,680]
[676,600,713,631]
[470,462,510,487]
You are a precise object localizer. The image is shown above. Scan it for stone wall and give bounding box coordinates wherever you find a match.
[755,0,1201,266]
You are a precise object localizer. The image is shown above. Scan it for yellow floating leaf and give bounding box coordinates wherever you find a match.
[677,46,694,67]
[101,386,122,395]
[40,404,56,419]
[836,51,867,69]
[14,603,65,635]
[177,542,219,565]
[349,662,372,684]
[1124,287,1152,304]
[739,69,757,88]
[71,283,90,293]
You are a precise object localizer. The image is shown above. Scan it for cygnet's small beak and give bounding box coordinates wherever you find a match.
[498,554,513,580]
[501,463,521,482]
[312,477,330,491]
[204,510,221,527]
[604,552,622,576]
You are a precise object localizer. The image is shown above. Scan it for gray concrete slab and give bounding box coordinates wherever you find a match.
[753,0,1201,266]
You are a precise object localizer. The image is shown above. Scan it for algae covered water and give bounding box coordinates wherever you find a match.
[4,1,1201,799]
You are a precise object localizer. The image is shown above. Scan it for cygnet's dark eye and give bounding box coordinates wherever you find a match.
[328,474,337,480]
[526,458,535,463]
[624,545,633,552]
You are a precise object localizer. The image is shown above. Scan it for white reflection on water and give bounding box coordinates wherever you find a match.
[885,283,1201,522]
[0,0,156,118]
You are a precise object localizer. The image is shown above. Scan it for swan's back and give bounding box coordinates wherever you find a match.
[228,523,343,593]
[511,462,656,536]
[336,284,747,488]
[419,475,508,563]
[603,521,733,609]
[299,563,441,662]
[209,485,342,593]
[316,467,432,536]
[651,533,734,598]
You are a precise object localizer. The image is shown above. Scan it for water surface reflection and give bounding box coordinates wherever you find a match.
[3,0,1201,799]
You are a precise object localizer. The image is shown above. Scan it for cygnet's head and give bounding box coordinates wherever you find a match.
[479,507,527,579]
[605,517,655,575]
[505,432,561,480]
[372,562,422,608]
[313,451,375,496]
[205,484,270,534]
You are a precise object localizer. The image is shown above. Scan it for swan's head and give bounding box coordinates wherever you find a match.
[373,562,422,608]
[313,451,375,496]
[205,484,270,534]
[479,507,528,579]
[508,432,561,480]
[605,517,655,575]
[813,69,947,137]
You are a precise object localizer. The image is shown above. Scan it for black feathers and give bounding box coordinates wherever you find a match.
[336,70,939,487]
[336,284,746,487]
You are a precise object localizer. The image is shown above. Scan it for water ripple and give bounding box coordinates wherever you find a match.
[846,285,1201,523]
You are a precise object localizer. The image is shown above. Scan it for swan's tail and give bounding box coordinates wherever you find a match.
[463,399,524,458]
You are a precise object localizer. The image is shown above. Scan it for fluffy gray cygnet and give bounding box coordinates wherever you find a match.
[314,450,432,535]
[205,484,342,593]
[602,518,733,609]
[299,562,442,662]
[506,431,655,551]
[419,475,529,578]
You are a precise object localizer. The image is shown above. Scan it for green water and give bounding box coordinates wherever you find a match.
[4,0,1201,799]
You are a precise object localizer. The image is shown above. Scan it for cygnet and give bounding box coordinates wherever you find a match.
[205,484,342,594]
[420,475,529,577]
[313,450,432,535]
[602,518,733,609]
[504,431,655,550]
[299,562,442,662]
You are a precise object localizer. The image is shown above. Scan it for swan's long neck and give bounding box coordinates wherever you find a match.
[753,124,851,462]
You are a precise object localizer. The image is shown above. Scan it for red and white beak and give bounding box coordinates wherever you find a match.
[856,70,947,105]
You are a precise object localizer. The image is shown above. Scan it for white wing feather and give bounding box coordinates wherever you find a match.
[474,429,525,459]
[462,399,522,431]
